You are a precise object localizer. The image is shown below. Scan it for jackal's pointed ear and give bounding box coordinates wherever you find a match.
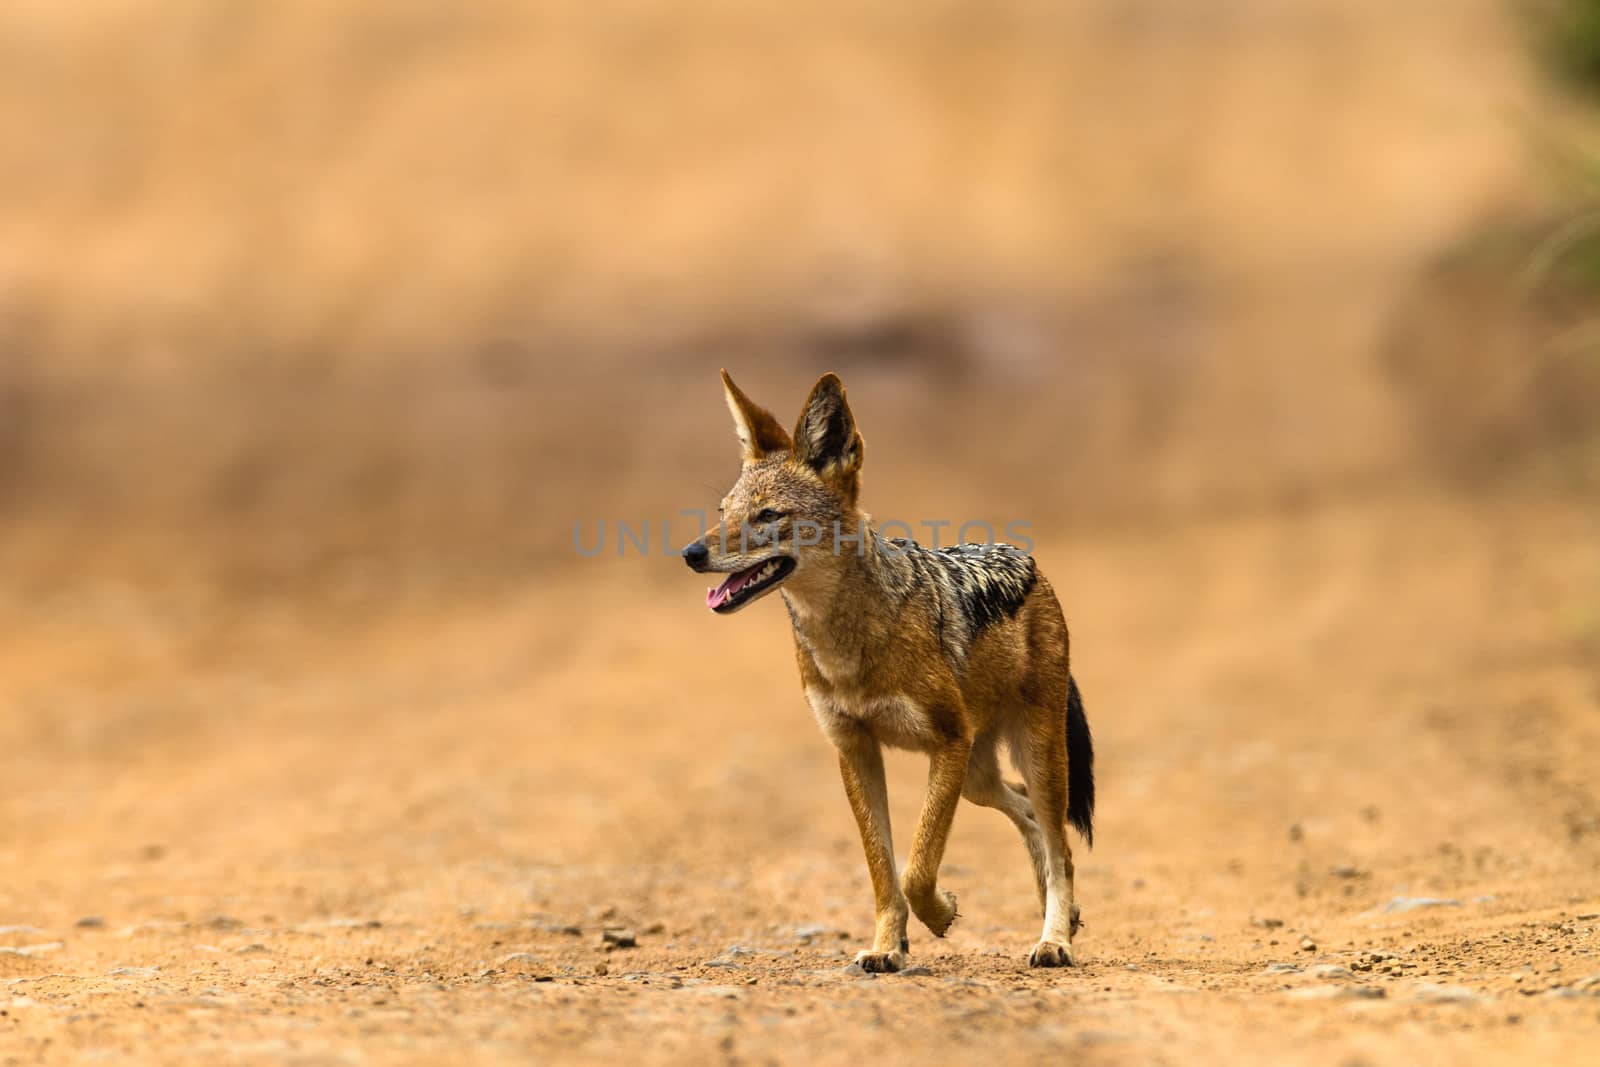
[793,373,864,498]
[721,369,792,463]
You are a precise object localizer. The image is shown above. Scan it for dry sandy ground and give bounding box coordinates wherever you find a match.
[2,483,1598,1065]
[1,2,1594,1063]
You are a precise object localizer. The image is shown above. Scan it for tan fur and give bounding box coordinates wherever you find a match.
[686,371,1087,972]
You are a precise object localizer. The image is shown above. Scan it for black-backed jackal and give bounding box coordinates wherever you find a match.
[683,371,1095,972]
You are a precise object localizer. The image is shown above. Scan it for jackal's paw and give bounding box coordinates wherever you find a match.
[909,888,959,937]
[1028,940,1076,968]
[853,949,909,974]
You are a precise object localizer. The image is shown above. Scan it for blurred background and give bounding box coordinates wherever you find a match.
[2,2,1600,1060]
[2,0,1594,582]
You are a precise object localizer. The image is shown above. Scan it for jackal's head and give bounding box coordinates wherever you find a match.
[682,370,864,614]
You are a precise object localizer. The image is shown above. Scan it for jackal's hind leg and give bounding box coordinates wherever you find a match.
[1018,704,1077,967]
[835,729,910,973]
[962,733,1049,915]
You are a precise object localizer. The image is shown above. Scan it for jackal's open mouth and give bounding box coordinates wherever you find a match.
[706,556,796,614]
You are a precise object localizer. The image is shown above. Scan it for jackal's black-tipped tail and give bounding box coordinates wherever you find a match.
[1066,676,1095,847]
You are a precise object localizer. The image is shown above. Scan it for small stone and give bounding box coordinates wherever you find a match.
[716,945,793,960]
[895,966,933,977]
[0,943,62,958]
[1328,865,1367,879]
[593,961,608,976]
[1299,936,1317,953]
[234,943,270,955]
[1410,983,1483,1004]
[840,962,872,978]
[1264,962,1302,975]
[540,923,583,936]
[1382,897,1460,914]
[115,921,189,938]
[1288,985,1384,1001]
[601,928,637,949]
[75,917,106,929]
[683,984,744,998]
[1251,917,1284,930]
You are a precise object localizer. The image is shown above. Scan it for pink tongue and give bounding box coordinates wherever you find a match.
[706,562,764,609]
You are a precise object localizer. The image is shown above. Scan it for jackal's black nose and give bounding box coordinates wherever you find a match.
[682,541,710,570]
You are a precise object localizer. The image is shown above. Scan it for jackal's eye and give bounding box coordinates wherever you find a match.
[752,508,784,525]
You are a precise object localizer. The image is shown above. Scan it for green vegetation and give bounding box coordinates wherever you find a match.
[1540,0,1600,96]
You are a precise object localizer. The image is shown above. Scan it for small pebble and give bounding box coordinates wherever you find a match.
[1410,983,1483,1004]
[1382,897,1461,914]
[0,943,62,958]
[541,923,583,937]
[1288,985,1384,1001]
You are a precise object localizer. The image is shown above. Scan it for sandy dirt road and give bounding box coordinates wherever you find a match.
[1,0,1596,1062]
[3,483,1598,1065]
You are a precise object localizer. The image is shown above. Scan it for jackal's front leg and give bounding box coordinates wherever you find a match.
[835,731,910,973]
[901,733,972,938]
